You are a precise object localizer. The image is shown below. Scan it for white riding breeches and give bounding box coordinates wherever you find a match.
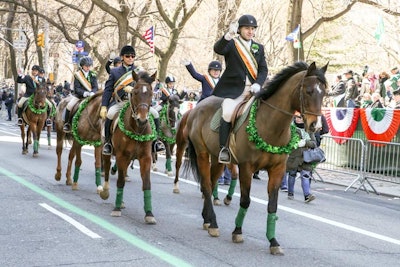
[221,84,251,122]
[66,96,80,111]
[106,101,126,120]
[150,106,159,119]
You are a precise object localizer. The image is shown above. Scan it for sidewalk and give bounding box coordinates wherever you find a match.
[314,169,400,198]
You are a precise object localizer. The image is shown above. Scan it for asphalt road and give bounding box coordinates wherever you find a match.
[1,121,399,267]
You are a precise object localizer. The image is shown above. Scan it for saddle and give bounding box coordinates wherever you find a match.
[210,94,256,133]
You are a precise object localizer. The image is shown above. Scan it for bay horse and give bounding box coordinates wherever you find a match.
[45,82,57,148]
[173,109,238,206]
[102,71,157,224]
[20,80,48,156]
[54,91,106,197]
[184,61,328,255]
[153,94,182,176]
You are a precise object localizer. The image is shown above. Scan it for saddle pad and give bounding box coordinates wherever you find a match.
[210,98,256,133]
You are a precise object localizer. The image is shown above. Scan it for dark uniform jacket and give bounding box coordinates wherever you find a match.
[73,70,98,98]
[17,75,37,97]
[102,64,136,107]
[185,63,218,102]
[212,36,268,98]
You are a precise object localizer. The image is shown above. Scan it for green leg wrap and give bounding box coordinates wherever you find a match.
[228,179,237,197]
[144,189,152,213]
[166,158,172,171]
[235,206,248,228]
[95,168,101,186]
[266,213,279,241]
[47,135,51,146]
[33,140,39,152]
[212,183,219,199]
[115,188,124,208]
[73,167,80,183]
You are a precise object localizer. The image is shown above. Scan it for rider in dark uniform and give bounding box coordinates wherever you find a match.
[16,65,41,125]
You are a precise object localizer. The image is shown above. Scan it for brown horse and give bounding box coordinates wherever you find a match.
[152,94,182,176]
[20,80,48,156]
[54,91,106,197]
[184,61,328,255]
[45,82,56,148]
[102,71,157,223]
[173,109,238,206]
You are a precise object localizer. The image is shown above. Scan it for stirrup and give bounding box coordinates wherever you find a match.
[17,118,23,126]
[102,143,113,156]
[63,123,71,133]
[46,119,52,127]
[218,147,231,164]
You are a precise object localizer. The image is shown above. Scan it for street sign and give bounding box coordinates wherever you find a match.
[13,40,26,50]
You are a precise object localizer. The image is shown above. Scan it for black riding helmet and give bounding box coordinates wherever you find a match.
[120,45,136,57]
[165,76,176,84]
[79,56,93,67]
[238,14,258,29]
[208,61,222,71]
[32,65,41,71]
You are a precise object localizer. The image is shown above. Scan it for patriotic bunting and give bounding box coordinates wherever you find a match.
[324,108,360,144]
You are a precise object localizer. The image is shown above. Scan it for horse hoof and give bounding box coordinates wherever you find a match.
[71,183,78,190]
[66,179,72,186]
[167,171,174,177]
[99,189,109,200]
[213,198,221,206]
[54,173,61,181]
[173,188,180,194]
[203,223,210,230]
[224,196,231,206]
[33,153,39,158]
[208,228,220,237]
[144,216,157,224]
[125,176,131,182]
[22,151,27,155]
[110,168,116,175]
[232,233,244,243]
[270,246,284,255]
[97,185,103,194]
[111,210,121,217]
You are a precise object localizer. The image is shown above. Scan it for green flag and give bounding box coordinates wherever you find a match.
[374,16,384,45]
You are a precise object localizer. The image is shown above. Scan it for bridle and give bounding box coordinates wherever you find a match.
[128,82,151,119]
[262,71,323,117]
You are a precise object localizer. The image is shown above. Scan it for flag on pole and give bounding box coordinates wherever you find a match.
[286,25,300,42]
[143,26,155,53]
[374,17,384,45]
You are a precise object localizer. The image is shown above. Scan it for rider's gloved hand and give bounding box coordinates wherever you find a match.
[225,20,239,40]
[250,83,261,94]
[180,59,191,66]
[124,85,133,93]
[100,106,107,120]
[83,91,90,97]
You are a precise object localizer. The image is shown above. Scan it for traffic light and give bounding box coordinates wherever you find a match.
[36,33,45,48]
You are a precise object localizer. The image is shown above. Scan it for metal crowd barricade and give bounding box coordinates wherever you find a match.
[364,139,400,185]
[317,135,378,194]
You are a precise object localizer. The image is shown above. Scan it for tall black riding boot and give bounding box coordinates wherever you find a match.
[102,118,113,155]
[63,109,71,133]
[17,107,23,126]
[218,119,232,164]
[46,106,52,127]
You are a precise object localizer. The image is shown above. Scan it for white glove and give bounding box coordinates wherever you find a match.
[124,85,133,93]
[298,139,306,148]
[229,20,239,35]
[89,92,95,97]
[180,59,191,66]
[83,91,90,97]
[250,83,261,94]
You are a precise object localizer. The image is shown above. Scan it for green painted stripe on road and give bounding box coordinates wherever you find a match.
[0,167,192,267]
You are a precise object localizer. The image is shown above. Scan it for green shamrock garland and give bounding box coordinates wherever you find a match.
[158,104,177,144]
[28,94,48,114]
[118,101,157,142]
[246,102,299,154]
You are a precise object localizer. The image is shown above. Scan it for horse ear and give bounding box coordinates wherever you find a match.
[320,62,329,74]
[132,70,139,82]
[151,71,157,82]
[306,62,317,76]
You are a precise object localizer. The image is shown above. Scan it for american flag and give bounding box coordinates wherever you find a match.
[143,26,155,53]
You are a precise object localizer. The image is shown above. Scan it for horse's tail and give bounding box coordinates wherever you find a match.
[183,138,201,184]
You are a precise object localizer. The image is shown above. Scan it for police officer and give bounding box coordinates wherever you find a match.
[16,65,41,125]
[213,14,268,163]
[63,56,98,132]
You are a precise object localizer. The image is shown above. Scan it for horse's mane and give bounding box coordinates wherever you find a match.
[256,61,326,100]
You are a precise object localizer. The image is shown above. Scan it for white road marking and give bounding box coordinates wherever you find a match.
[39,203,102,239]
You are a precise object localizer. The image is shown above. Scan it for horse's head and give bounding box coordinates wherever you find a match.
[298,62,328,132]
[34,81,48,109]
[167,94,182,129]
[130,71,156,126]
